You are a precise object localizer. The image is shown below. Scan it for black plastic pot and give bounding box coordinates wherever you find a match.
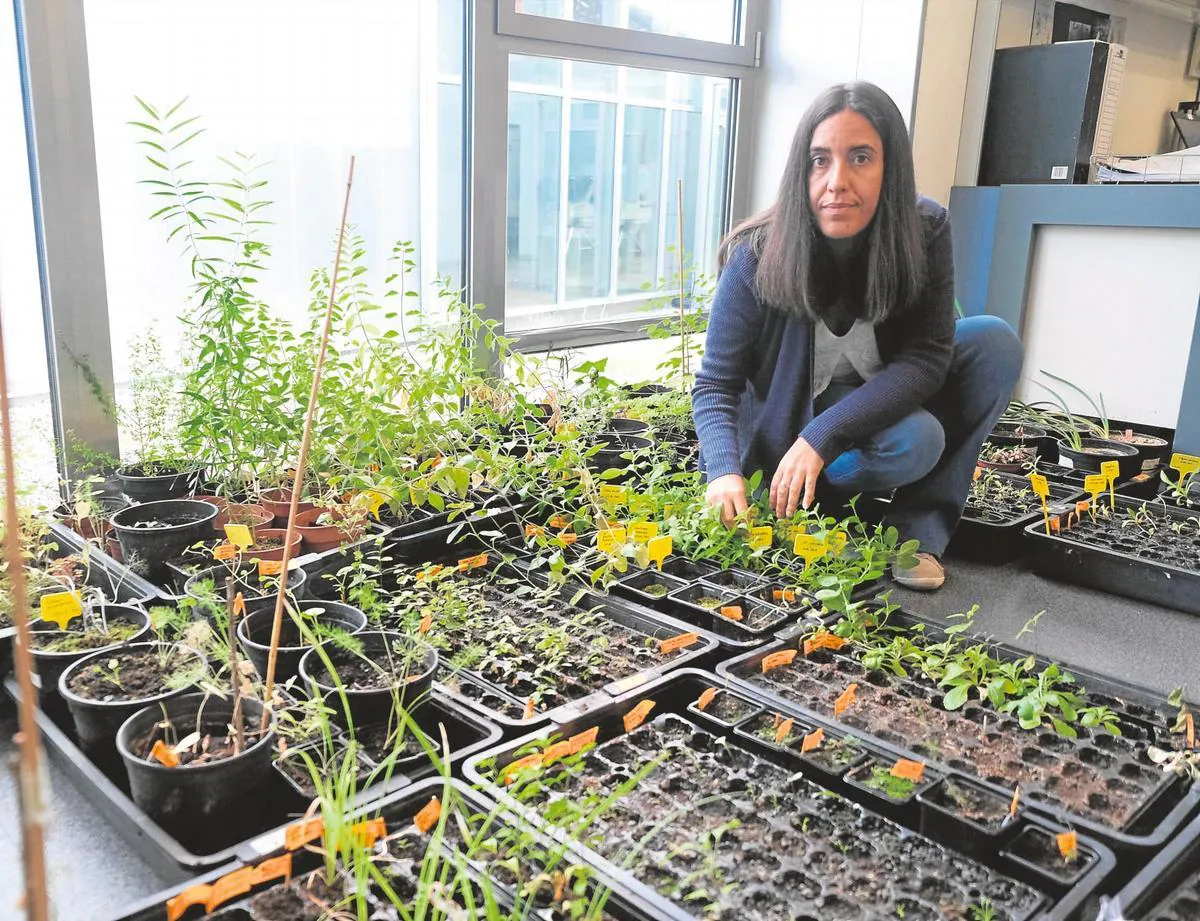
[116,465,203,503]
[183,563,308,610]
[1055,438,1140,477]
[28,604,151,700]
[116,692,275,849]
[624,383,671,398]
[237,597,367,681]
[1109,431,1170,474]
[110,500,219,580]
[586,433,652,474]
[299,630,438,728]
[58,641,203,769]
[604,417,650,436]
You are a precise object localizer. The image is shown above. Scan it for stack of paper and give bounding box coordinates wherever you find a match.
[1096,146,1200,183]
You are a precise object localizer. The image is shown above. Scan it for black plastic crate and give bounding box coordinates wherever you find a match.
[1023,495,1200,616]
[717,626,1199,863]
[464,668,1116,921]
[1114,810,1200,919]
[3,676,499,881]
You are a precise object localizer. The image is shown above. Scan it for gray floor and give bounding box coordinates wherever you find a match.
[1,553,1197,920]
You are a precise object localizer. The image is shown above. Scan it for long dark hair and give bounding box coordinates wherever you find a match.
[720,82,924,323]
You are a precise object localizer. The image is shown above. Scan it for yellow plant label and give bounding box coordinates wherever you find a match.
[826,531,848,555]
[890,759,925,782]
[1028,473,1050,498]
[1100,460,1121,482]
[696,688,718,711]
[1083,474,1107,498]
[623,699,656,733]
[599,484,628,507]
[793,533,828,563]
[213,543,237,561]
[364,490,388,519]
[629,521,659,543]
[748,526,773,550]
[646,535,673,568]
[39,591,82,630]
[1171,453,1200,476]
[597,527,627,553]
[801,727,825,753]
[1056,831,1079,861]
[223,523,254,550]
[659,632,700,654]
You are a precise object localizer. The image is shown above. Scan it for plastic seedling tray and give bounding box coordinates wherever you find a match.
[954,471,1084,560]
[1023,494,1200,615]
[110,777,658,921]
[388,498,528,563]
[717,623,1200,860]
[1114,810,1200,920]
[694,565,766,592]
[612,568,691,607]
[291,521,395,597]
[463,668,1116,921]
[3,677,499,881]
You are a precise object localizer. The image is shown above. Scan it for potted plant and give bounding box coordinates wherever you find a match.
[294,502,369,553]
[109,498,219,580]
[238,595,367,681]
[1032,372,1149,477]
[977,441,1037,473]
[27,601,151,699]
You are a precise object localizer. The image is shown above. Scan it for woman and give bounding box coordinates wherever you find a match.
[692,82,1023,591]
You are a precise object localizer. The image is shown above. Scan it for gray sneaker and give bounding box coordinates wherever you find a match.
[891,552,945,591]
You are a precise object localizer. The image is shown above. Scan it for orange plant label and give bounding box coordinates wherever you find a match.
[548,514,569,529]
[1187,712,1195,748]
[560,532,578,545]
[284,816,324,851]
[801,727,825,753]
[213,543,238,561]
[773,718,794,744]
[659,632,700,654]
[523,697,536,720]
[253,853,293,886]
[232,592,246,617]
[890,759,925,782]
[525,524,545,539]
[761,649,798,673]
[696,687,718,711]
[1057,830,1079,860]
[773,589,797,604]
[258,559,283,577]
[718,605,744,622]
[1009,786,1022,819]
[416,565,444,583]
[568,726,599,754]
[623,699,656,733]
[1076,500,1090,517]
[1050,517,1062,533]
[543,740,573,763]
[503,754,544,784]
[457,552,489,572]
[166,885,210,921]
[205,866,256,911]
[833,683,858,718]
[419,612,433,634]
[973,466,982,481]
[414,797,442,833]
[351,818,387,848]
[803,631,847,656]
[150,740,181,768]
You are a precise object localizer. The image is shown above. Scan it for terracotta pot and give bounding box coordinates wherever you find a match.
[240,528,302,562]
[190,494,230,511]
[294,508,364,553]
[65,515,112,541]
[258,488,317,523]
[214,502,273,536]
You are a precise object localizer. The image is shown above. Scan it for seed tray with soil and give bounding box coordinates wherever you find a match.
[955,470,1083,560]
[718,634,1197,854]
[46,522,164,605]
[379,575,716,728]
[3,675,500,880]
[466,670,1116,921]
[661,583,786,648]
[1023,494,1200,615]
[1115,810,1200,920]
[111,778,640,921]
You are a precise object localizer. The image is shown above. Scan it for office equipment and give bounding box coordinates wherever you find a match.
[1171,111,1200,151]
[979,40,1126,185]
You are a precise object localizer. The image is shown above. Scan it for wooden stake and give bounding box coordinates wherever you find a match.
[225,577,244,755]
[0,298,51,921]
[262,157,357,725]
[675,178,687,382]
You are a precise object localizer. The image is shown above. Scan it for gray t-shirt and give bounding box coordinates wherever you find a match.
[813,318,883,397]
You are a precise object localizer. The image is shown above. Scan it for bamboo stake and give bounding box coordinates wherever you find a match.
[676,178,688,382]
[225,577,244,755]
[262,156,356,725]
[0,298,51,921]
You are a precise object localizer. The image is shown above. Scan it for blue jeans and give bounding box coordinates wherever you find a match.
[816,315,1024,556]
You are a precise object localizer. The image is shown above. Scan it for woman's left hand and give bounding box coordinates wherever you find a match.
[769,437,825,518]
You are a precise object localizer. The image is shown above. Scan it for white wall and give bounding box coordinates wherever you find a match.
[1017,225,1200,425]
[750,0,926,211]
[912,0,981,205]
[996,0,1199,154]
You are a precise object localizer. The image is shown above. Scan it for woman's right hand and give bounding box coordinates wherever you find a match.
[705,474,749,528]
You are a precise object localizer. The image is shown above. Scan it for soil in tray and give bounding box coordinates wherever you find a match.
[387,580,681,713]
[134,713,268,767]
[509,713,1042,921]
[1047,503,1200,572]
[965,477,1043,523]
[66,646,190,701]
[925,778,1013,830]
[1142,866,1200,921]
[743,647,1169,830]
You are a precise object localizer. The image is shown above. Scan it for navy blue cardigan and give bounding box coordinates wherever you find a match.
[692,196,957,483]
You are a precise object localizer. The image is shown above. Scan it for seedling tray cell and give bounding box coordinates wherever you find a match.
[1115,810,1200,920]
[3,676,499,881]
[717,633,1198,858]
[955,471,1084,560]
[464,669,1115,921]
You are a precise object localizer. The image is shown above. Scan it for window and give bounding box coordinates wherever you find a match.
[517,0,741,46]
[505,55,731,333]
